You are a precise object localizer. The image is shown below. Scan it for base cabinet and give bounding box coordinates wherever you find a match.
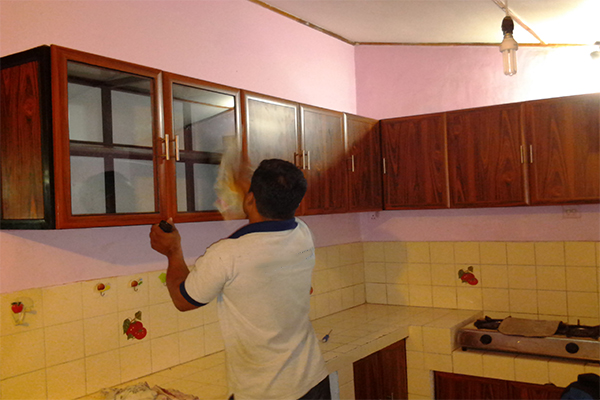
[353,340,408,400]
[434,372,565,400]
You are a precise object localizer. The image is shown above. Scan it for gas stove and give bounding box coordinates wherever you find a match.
[458,316,600,362]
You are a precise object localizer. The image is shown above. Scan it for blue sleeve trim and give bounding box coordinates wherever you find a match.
[179,281,207,308]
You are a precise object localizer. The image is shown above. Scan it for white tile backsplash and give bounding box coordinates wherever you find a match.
[1,240,597,399]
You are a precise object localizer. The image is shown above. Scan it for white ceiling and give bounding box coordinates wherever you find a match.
[253,0,600,46]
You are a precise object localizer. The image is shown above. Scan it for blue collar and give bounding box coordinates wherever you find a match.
[228,218,298,239]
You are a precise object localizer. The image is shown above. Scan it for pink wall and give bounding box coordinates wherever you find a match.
[359,205,600,242]
[1,2,598,294]
[355,44,600,119]
[0,0,360,294]
[0,0,357,113]
[354,44,600,244]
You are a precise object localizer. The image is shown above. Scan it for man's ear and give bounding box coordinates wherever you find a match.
[244,191,255,207]
[243,191,256,219]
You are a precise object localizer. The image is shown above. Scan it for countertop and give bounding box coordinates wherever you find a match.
[312,304,481,371]
[84,304,482,400]
[89,304,597,399]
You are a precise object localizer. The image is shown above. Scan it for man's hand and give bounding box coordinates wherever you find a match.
[150,218,182,258]
[149,218,197,311]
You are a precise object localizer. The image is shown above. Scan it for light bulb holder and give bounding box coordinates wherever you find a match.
[501,16,515,35]
[500,33,518,52]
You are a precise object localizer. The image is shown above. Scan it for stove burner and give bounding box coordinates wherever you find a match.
[556,322,600,339]
[473,316,600,339]
[473,316,503,330]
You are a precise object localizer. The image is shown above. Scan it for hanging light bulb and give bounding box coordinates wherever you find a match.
[500,14,518,76]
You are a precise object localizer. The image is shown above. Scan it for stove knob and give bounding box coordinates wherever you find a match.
[565,343,579,354]
[480,334,492,345]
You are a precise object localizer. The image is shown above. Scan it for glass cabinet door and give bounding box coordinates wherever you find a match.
[68,62,156,215]
[163,74,240,222]
[52,46,164,228]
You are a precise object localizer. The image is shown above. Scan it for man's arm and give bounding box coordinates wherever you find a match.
[149,219,199,311]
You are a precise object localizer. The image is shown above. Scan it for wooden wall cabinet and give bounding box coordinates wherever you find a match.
[446,103,527,208]
[244,92,383,216]
[345,114,383,212]
[1,46,54,229]
[434,371,565,400]
[381,94,598,211]
[163,72,241,223]
[381,113,448,209]
[353,339,408,400]
[301,105,348,215]
[524,93,600,205]
[2,45,597,229]
[1,45,241,229]
[243,92,300,168]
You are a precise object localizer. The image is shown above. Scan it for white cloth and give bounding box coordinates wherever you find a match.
[183,218,328,400]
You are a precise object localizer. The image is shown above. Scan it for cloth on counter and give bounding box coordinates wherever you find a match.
[498,317,561,337]
[101,382,199,400]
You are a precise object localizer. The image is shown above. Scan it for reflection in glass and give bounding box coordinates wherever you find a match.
[67,61,156,215]
[171,83,236,213]
[70,156,106,215]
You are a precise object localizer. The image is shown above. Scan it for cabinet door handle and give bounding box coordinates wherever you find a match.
[529,144,534,164]
[520,145,524,164]
[382,158,387,174]
[299,151,306,170]
[305,150,311,170]
[351,155,355,172]
[163,134,170,161]
[174,135,180,161]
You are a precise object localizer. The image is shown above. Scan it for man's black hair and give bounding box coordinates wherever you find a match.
[249,159,307,220]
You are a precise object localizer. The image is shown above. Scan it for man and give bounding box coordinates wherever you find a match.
[149,159,330,400]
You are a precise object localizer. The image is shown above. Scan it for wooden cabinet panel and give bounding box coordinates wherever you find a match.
[435,372,564,400]
[524,93,600,205]
[345,114,383,212]
[508,381,564,399]
[447,104,527,207]
[243,92,300,168]
[435,372,509,399]
[354,340,408,400]
[1,46,54,229]
[381,113,448,209]
[301,106,347,215]
[1,57,44,220]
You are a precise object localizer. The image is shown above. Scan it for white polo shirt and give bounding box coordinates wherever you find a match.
[182,218,328,400]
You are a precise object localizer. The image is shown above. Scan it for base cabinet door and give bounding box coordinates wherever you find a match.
[524,93,600,205]
[354,340,408,400]
[508,380,565,399]
[434,372,564,400]
[435,372,509,399]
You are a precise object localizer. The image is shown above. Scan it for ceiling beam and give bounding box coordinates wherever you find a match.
[491,0,547,45]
